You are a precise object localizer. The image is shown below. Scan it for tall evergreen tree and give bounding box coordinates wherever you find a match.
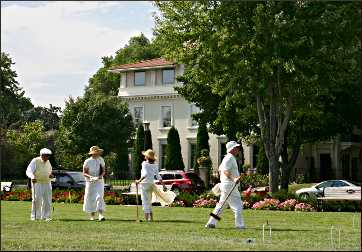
[165,126,185,170]
[132,124,145,178]
[144,129,153,150]
[193,120,210,174]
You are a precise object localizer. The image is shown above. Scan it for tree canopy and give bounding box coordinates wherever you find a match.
[154,1,360,192]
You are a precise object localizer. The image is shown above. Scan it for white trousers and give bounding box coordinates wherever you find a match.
[31,182,52,220]
[140,183,154,214]
[206,182,244,228]
[83,180,105,213]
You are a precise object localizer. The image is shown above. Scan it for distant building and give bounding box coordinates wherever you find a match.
[108,58,253,175]
[109,58,361,182]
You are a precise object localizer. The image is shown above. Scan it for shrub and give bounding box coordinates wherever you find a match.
[252,199,280,210]
[170,200,186,207]
[243,201,251,209]
[239,174,268,190]
[295,202,315,212]
[174,192,198,207]
[272,190,297,202]
[193,198,218,208]
[247,193,264,205]
[278,199,298,211]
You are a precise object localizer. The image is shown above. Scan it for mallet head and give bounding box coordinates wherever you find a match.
[209,212,221,221]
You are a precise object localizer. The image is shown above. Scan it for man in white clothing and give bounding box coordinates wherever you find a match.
[26,148,54,221]
[205,141,245,230]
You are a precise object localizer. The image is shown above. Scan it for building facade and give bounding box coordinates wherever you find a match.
[109,58,252,175]
[109,58,361,182]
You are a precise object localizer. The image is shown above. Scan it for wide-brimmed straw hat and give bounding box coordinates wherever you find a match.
[142,149,156,160]
[88,146,104,155]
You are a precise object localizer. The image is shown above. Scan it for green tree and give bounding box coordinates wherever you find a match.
[193,120,209,174]
[22,104,61,131]
[84,34,161,98]
[154,1,360,192]
[165,126,185,170]
[56,95,134,175]
[132,124,145,178]
[144,129,153,150]
[5,121,47,178]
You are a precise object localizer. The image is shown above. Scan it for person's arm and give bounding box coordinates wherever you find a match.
[26,159,37,183]
[83,162,92,179]
[136,161,146,184]
[99,158,106,178]
[223,170,240,183]
[155,167,167,191]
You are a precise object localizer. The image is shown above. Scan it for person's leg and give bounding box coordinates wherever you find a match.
[141,184,152,221]
[205,183,231,227]
[228,193,244,229]
[42,183,52,220]
[31,183,41,220]
[83,182,97,220]
[96,181,105,220]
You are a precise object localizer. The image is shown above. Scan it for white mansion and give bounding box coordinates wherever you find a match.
[109,58,361,182]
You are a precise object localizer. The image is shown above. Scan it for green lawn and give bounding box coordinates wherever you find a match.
[1,201,360,251]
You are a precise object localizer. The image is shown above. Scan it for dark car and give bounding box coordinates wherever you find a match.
[155,170,205,194]
[51,170,112,191]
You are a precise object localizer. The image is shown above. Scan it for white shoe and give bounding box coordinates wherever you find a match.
[90,217,95,221]
[98,214,105,221]
[45,218,52,222]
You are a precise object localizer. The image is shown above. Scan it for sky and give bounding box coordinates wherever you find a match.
[1,1,158,110]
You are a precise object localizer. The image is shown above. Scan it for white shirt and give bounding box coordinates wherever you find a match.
[140,161,161,183]
[219,153,240,183]
[26,157,52,180]
[83,156,105,181]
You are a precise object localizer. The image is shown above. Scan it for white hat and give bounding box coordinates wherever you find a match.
[226,141,241,153]
[40,148,52,155]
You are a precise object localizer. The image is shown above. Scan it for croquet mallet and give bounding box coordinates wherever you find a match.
[209,181,239,221]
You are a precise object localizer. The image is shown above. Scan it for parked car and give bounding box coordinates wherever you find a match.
[155,170,205,194]
[51,170,112,191]
[295,180,361,200]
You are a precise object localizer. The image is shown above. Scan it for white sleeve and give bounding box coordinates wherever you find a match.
[26,159,36,179]
[140,162,147,177]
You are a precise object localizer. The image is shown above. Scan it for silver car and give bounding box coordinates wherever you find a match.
[295,180,361,200]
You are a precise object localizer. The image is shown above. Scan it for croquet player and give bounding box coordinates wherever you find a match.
[135,149,167,221]
[26,148,54,221]
[83,146,106,221]
[205,141,245,230]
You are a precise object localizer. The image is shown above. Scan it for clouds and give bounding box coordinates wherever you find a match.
[1,1,157,109]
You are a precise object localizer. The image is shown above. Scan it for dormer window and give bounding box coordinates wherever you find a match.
[162,69,175,85]
[134,71,145,86]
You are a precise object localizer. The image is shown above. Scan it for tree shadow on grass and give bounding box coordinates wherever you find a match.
[57,218,204,224]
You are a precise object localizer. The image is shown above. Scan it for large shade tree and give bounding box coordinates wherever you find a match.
[56,95,134,175]
[154,1,360,192]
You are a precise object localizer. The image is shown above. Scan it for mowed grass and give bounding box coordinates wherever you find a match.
[1,201,361,251]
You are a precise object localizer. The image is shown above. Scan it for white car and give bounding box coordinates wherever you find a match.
[295,180,361,200]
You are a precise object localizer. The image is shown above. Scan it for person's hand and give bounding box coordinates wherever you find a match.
[233,176,241,183]
[162,185,167,192]
[49,174,54,178]
[31,178,37,183]
[135,180,140,184]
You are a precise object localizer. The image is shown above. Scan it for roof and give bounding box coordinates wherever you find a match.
[108,58,175,72]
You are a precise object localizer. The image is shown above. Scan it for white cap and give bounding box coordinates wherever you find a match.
[40,148,52,155]
[226,141,241,153]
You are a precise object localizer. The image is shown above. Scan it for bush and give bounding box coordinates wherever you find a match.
[271,190,297,202]
[170,200,186,207]
[278,199,298,211]
[252,199,280,210]
[247,193,264,205]
[193,198,218,208]
[174,192,199,207]
[295,202,315,212]
[239,174,268,190]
